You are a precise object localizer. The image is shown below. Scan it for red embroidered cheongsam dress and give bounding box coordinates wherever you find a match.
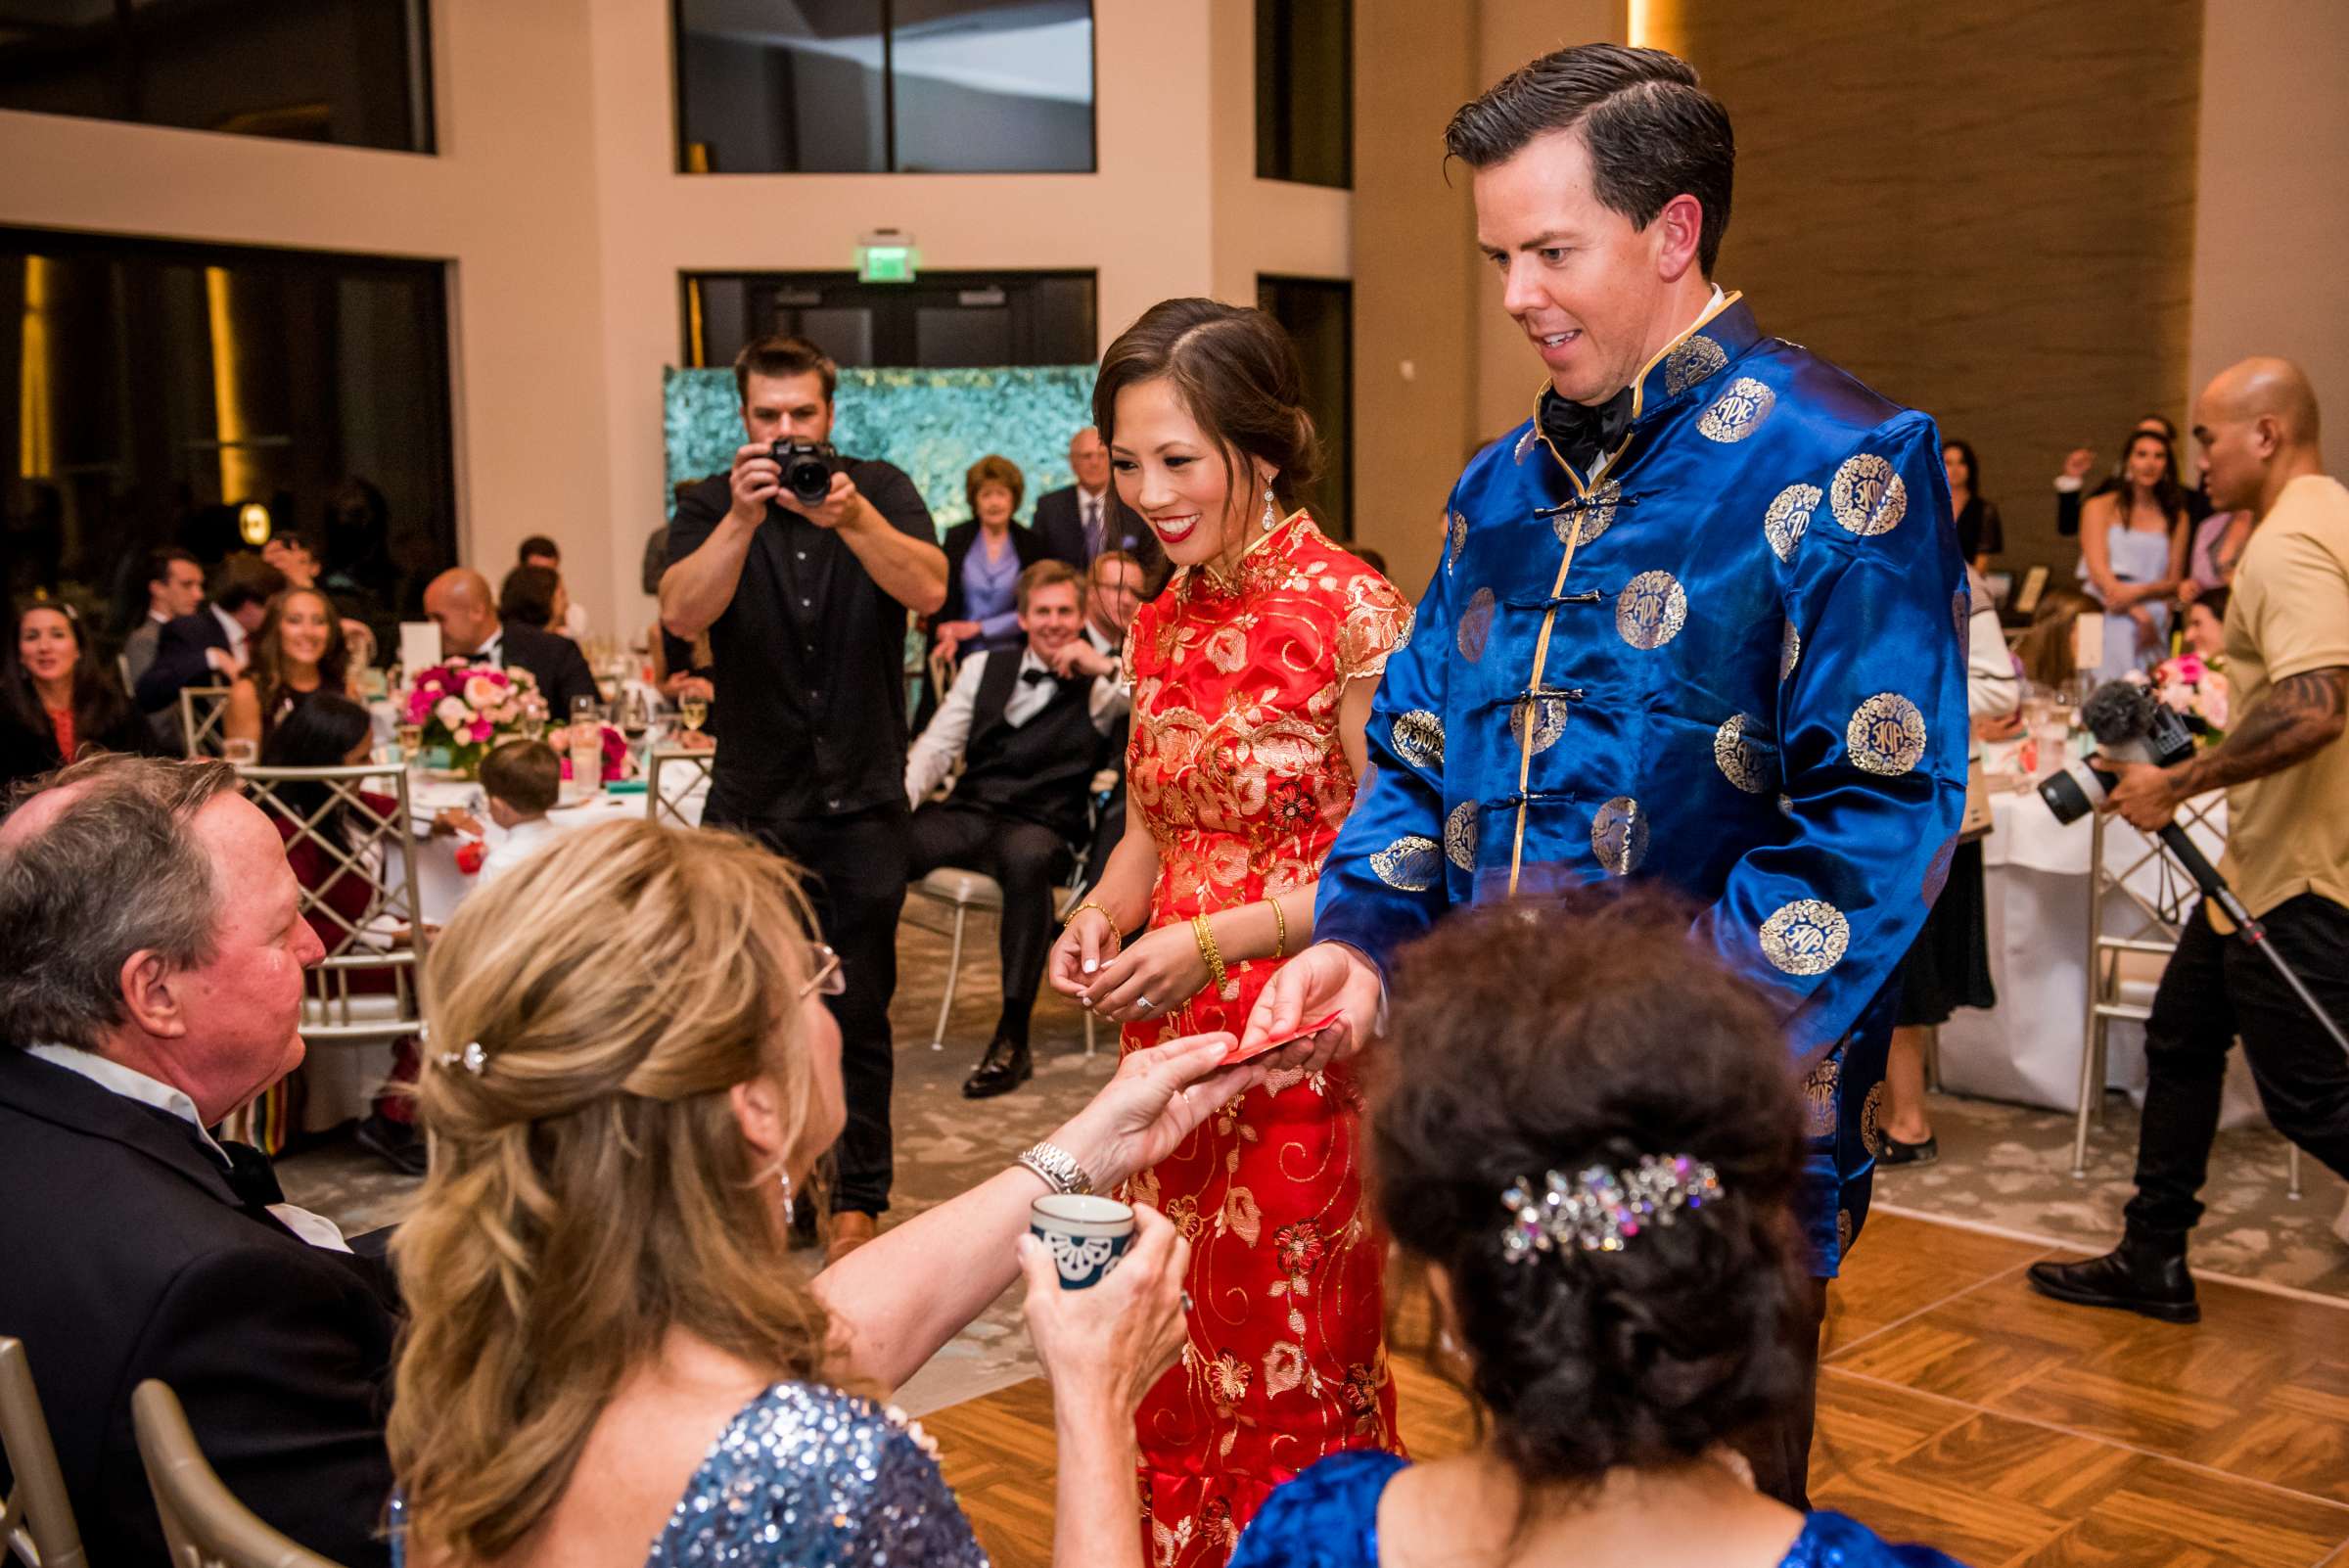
[1120,511,1410,1567]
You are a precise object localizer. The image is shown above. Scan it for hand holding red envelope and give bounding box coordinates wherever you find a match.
[1221,1010,1343,1066]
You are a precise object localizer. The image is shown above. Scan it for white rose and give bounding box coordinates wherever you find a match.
[435,696,471,729]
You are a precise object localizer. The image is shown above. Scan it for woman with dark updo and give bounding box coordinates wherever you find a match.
[1229,889,1966,1568]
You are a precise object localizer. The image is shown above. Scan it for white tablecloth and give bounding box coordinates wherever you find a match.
[1939,786,2239,1113]
[408,770,707,925]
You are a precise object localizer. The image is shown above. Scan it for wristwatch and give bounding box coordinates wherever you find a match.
[1016,1139,1095,1197]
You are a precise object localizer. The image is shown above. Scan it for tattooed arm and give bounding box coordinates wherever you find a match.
[2101,667,2348,831]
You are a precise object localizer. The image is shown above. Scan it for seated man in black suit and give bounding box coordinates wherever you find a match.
[133,556,287,732]
[421,567,600,715]
[0,753,397,1568]
[1031,425,1168,592]
[903,560,1127,1099]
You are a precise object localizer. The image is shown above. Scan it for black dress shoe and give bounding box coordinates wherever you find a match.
[2027,1230,2199,1323]
[1878,1133,1938,1168]
[353,1112,428,1178]
[962,1037,1033,1100]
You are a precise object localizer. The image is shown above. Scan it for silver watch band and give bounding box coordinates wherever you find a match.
[1016,1140,1094,1197]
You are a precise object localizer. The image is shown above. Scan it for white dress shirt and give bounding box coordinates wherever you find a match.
[476,814,564,888]
[26,1043,351,1252]
[205,602,250,673]
[904,646,1124,807]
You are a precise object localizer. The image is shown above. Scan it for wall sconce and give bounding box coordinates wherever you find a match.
[239,501,271,546]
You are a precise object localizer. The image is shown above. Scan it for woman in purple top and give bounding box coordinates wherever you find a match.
[1229,890,1971,1568]
[935,452,1046,667]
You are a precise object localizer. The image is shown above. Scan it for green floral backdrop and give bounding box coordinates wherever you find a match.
[663,364,1099,536]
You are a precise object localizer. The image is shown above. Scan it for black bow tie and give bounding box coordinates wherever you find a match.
[216,1137,287,1208]
[1540,386,1635,473]
[1021,667,1056,686]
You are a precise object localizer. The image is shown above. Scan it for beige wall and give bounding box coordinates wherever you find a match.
[0,0,1349,635]
[2188,0,2349,449]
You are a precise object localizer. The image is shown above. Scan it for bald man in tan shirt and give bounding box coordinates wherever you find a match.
[2030,356,2349,1325]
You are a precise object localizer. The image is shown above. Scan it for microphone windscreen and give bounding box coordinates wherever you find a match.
[2082,678,2155,746]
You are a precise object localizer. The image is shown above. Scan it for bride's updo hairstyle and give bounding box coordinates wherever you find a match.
[1093,297,1320,523]
[389,819,832,1565]
[1369,886,1813,1488]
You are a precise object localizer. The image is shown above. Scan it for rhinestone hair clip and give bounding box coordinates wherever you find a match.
[420,1023,487,1076]
[1499,1154,1724,1260]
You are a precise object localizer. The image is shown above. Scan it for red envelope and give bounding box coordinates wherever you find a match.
[1221,1010,1344,1066]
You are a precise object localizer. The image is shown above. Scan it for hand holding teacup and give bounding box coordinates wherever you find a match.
[1019,1203,1190,1413]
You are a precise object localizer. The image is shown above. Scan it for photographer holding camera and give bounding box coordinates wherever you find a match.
[2030,356,2349,1324]
[662,335,947,1257]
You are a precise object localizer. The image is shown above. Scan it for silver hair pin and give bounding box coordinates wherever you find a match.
[436,1040,488,1076]
[1499,1154,1723,1260]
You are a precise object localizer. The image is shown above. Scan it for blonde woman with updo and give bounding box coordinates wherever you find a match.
[389,819,1268,1568]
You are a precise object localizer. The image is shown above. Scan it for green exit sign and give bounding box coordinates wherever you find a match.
[858,244,916,283]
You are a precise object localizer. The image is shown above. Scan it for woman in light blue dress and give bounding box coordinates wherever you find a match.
[1228,891,1970,1568]
[386,819,1265,1568]
[2077,430,2190,679]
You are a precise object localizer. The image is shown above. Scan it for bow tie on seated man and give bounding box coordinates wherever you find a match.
[422,566,601,715]
[0,753,401,1568]
[903,561,1130,1099]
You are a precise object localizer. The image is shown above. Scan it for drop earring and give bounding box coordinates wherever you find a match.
[1262,482,1278,533]
[778,1171,797,1226]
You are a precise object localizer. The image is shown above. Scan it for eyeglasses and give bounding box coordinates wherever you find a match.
[799,943,846,999]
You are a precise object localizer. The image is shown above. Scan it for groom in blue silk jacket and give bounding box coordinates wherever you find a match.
[1245,45,1965,1505]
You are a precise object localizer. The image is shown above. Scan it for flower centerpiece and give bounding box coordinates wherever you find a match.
[405,663,542,778]
[2139,653,2230,747]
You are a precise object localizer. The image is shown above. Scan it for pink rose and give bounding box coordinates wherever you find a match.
[470,718,494,743]
[462,674,503,710]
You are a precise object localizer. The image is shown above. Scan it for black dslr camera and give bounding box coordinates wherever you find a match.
[768,438,844,507]
[2037,678,2197,825]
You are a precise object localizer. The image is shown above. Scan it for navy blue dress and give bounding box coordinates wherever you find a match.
[1227,1451,1968,1568]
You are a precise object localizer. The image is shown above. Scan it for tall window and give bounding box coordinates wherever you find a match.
[1259,276,1352,538]
[684,269,1096,370]
[0,0,435,153]
[3,228,456,650]
[1256,0,1349,188]
[673,0,1095,174]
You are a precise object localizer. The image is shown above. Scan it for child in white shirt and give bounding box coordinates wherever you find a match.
[474,740,564,888]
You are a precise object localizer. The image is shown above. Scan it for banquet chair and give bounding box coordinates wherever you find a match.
[179,686,233,760]
[2074,807,2302,1198]
[130,1381,345,1568]
[901,768,1121,1062]
[0,1337,85,1568]
[646,746,715,828]
[237,762,428,1049]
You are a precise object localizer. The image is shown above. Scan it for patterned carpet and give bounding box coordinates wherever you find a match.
[279,907,2349,1419]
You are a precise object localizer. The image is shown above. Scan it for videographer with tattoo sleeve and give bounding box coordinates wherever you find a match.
[2031,356,2349,1324]
[661,334,948,1258]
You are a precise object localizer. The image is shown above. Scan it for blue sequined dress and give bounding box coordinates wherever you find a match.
[1226,1451,1967,1567]
[390,1382,986,1568]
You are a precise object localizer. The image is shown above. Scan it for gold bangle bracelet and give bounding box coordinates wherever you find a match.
[1065,899,1112,929]
[1191,912,1229,993]
[1267,896,1287,961]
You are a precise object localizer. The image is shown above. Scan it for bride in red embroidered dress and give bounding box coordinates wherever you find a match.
[1048,299,1410,1566]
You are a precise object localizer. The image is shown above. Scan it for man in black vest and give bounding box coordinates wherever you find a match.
[904,560,1126,1098]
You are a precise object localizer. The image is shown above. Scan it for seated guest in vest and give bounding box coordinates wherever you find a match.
[1066,547,1146,897]
[517,533,590,640]
[389,819,1260,1568]
[0,754,395,1568]
[123,547,207,693]
[224,587,359,749]
[1035,425,1170,587]
[135,555,287,720]
[3,600,162,792]
[906,560,1126,1098]
[934,453,1046,669]
[420,567,599,715]
[1229,891,1964,1567]
[473,738,563,887]
[496,562,568,635]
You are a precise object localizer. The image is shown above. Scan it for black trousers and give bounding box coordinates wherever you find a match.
[2126,895,2349,1239]
[705,788,907,1217]
[906,803,1073,1010]
[1080,780,1126,897]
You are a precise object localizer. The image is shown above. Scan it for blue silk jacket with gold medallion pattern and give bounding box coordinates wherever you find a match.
[1315,293,1968,1274]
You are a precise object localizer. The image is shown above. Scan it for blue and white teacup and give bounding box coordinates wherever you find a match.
[1029,1194,1135,1290]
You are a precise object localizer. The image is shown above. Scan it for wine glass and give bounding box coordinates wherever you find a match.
[395,719,423,761]
[519,696,547,743]
[679,694,709,733]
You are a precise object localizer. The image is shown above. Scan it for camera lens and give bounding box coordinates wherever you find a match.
[2037,761,2104,826]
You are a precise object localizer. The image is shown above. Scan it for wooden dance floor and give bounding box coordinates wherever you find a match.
[923,1212,2349,1567]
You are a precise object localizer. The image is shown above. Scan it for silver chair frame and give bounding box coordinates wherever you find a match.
[2074,802,2301,1197]
[179,685,233,760]
[236,761,428,1047]
[645,746,715,827]
[0,1337,86,1568]
[131,1381,345,1568]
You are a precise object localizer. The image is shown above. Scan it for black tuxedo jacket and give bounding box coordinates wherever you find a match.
[0,1048,397,1568]
[1031,485,1168,593]
[484,621,599,715]
[133,610,233,715]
